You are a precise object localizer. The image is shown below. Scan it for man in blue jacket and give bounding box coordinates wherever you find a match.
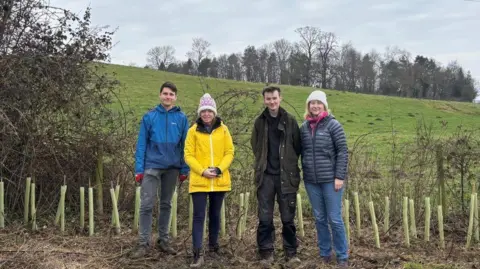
[131,81,190,258]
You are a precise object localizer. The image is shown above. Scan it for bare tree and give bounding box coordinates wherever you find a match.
[273,38,292,84]
[186,37,211,70]
[334,42,361,92]
[295,26,321,86]
[146,45,176,70]
[317,32,338,88]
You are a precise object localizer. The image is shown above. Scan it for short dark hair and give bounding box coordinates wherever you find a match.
[160,81,177,93]
[262,86,281,96]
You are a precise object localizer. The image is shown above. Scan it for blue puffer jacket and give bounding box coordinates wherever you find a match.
[135,104,190,175]
[300,115,348,183]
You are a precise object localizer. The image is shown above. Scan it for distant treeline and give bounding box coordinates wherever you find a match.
[143,26,478,102]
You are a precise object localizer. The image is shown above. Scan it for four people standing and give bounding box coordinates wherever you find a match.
[133,82,349,268]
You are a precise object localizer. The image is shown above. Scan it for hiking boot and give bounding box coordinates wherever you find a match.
[259,252,274,268]
[321,255,332,263]
[208,243,220,258]
[337,259,349,268]
[156,240,177,255]
[209,243,219,253]
[130,244,148,258]
[190,248,204,268]
[285,255,301,268]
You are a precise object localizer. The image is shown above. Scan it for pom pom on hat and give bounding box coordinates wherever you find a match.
[306,90,328,109]
[197,93,217,115]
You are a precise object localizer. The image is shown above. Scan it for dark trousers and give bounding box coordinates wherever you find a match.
[256,173,298,257]
[191,191,226,249]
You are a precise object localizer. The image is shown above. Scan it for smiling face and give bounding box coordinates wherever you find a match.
[308,100,326,116]
[200,109,215,125]
[159,87,177,109]
[263,90,282,113]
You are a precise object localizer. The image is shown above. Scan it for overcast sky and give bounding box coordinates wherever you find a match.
[50,0,480,100]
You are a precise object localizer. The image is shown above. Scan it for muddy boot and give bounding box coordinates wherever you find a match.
[259,251,274,268]
[130,244,148,258]
[321,255,332,264]
[285,255,301,268]
[337,259,349,268]
[190,248,204,268]
[208,243,220,258]
[156,240,177,255]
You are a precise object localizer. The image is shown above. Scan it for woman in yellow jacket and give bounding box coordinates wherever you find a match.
[184,93,234,267]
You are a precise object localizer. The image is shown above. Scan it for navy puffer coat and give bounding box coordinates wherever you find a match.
[300,115,348,183]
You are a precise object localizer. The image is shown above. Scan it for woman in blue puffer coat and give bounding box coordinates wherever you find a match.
[300,90,349,268]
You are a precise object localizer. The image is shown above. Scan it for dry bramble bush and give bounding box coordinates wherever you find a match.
[0,0,135,215]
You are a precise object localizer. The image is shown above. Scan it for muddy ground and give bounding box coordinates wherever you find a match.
[0,217,478,269]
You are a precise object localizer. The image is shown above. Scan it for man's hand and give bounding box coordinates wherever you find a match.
[334,178,344,192]
[202,168,217,179]
[135,173,144,183]
[179,174,188,182]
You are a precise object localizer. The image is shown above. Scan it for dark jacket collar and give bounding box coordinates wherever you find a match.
[195,116,222,134]
[261,106,286,120]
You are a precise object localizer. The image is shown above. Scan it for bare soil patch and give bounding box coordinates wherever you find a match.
[0,218,478,269]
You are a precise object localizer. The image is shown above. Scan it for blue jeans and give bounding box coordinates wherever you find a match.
[304,181,348,261]
[191,192,226,249]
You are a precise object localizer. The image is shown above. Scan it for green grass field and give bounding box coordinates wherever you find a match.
[106,63,480,154]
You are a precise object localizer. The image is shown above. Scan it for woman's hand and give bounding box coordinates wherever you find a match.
[334,178,344,192]
[202,168,217,178]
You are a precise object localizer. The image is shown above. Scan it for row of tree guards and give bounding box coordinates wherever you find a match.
[345,191,480,249]
[1,178,479,249]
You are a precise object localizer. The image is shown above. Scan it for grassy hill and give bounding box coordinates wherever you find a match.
[106,63,480,156]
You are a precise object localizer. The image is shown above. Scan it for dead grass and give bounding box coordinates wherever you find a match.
[0,217,479,269]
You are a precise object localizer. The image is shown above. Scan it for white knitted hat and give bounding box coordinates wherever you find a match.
[306,90,328,109]
[197,93,217,115]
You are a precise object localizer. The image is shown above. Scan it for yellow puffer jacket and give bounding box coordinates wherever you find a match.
[185,118,235,193]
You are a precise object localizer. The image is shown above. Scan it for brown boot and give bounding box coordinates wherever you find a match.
[285,255,301,268]
[130,244,148,258]
[337,259,349,268]
[156,240,177,255]
[259,252,274,268]
[321,255,332,264]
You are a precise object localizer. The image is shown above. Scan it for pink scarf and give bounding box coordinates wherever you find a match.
[306,111,328,135]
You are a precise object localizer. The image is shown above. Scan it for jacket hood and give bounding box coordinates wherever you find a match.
[195,116,223,133]
[155,104,182,113]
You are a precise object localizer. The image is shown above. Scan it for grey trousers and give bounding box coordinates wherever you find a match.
[138,168,179,246]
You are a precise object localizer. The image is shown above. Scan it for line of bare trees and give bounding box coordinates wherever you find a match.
[144,26,478,102]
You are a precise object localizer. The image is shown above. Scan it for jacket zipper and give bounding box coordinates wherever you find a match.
[262,122,268,172]
[165,112,168,144]
[311,121,324,183]
[210,133,214,192]
[279,123,284,171]
[311,118,329,183]
[311,125,317,182]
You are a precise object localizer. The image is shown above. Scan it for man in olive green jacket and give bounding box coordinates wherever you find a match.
[250,86,302,267]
